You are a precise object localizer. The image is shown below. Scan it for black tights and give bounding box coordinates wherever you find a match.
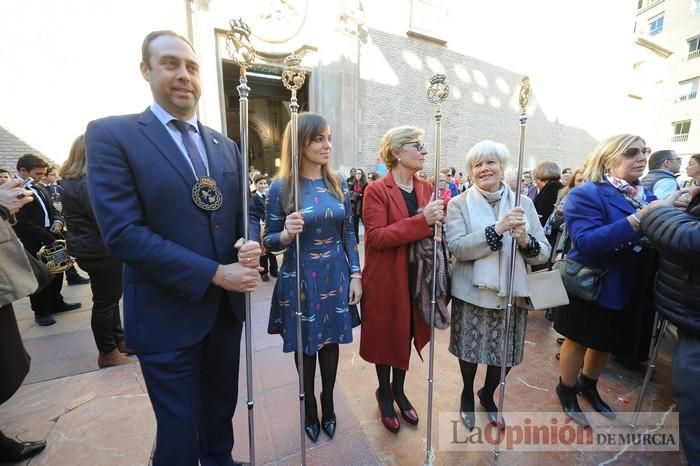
[375,364,413,416]
[458,360,511,411]
[294,344,339,423]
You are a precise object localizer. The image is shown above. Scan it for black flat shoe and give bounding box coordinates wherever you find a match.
[556,380,589,427]
[35,314,56,326]
[54,301,81,312]
[0,439,47,462]
[576,374,616,419]
[67,276,90,285]
[477,388,505,429]
[305,419,320,443]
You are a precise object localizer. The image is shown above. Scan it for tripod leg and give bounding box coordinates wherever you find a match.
[631,318,668,427]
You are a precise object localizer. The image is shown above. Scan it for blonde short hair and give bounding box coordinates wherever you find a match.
[533,161,561,182]
[583,134,644,183]
[464,140,510,172]
[378,126,425,170]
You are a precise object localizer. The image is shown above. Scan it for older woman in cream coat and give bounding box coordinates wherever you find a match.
[446,140,550,430]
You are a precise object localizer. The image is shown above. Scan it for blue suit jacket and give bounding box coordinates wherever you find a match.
[564,181,655,311]
[85,108,259,353]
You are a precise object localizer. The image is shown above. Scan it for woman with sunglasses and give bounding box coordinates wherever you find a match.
[360,126,444,433]
[555,134,658,427]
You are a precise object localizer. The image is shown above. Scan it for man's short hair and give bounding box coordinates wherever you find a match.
[648,150,676,170]
[16,153,48,172]
[141,30,195,68]
[0,167,10,175]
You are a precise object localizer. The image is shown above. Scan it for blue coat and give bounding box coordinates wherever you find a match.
[85,108,259,353]
[564,181,655,311]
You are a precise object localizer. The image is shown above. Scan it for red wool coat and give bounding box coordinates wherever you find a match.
[360,172,434,370]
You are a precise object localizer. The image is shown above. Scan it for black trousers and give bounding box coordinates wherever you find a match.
[673,329,700,465]
[0,304,30,404]
[260,252,277,275]
[28,271,64,317]
[77,257,124,353]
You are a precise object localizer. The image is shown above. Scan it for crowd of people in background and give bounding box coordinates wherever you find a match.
[2,29,700,465]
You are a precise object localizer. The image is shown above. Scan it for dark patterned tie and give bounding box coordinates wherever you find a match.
[171,120,207,178]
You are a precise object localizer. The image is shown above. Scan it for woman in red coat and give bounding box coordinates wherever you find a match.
[360,126,445,433]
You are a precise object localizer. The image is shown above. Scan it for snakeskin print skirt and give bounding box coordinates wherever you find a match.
[448,298,528,366]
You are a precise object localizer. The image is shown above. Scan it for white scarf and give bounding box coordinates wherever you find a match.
[466,183,531,298]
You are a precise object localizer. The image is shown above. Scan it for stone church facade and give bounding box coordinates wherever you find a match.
[1,0,605,176]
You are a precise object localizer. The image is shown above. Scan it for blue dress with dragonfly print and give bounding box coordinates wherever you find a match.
[264,177,361,355]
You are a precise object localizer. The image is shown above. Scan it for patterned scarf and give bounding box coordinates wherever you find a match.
[605,174,648,210]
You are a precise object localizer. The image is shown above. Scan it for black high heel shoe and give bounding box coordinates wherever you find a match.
[304,395,320,442]
[459,389,475,430]
[477,388,505,429]
[305,420,320,443]
[320,391,337,439]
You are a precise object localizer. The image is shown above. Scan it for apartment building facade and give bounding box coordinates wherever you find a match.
[630,0,700,165]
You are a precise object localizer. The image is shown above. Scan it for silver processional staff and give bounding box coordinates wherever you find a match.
[495,75,532,459]
[226,17,257,466]
[281,52,309,466]
[424,73,449,466]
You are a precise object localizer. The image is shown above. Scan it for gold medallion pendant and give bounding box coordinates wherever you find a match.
[192,176,223,211]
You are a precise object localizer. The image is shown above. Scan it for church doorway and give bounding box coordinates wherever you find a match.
[222,61,309,177]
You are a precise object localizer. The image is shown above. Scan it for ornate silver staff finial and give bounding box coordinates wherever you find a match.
[518,75,532,112]
[427,74,449,106]
[282,54,306,98]
[226,18,256,78]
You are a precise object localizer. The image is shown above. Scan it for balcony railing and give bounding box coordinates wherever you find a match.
[671,134,689,142]
[689,49,700,60]
[678,91,698,102]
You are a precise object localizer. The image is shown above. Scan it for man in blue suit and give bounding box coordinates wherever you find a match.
[85,30,261,466]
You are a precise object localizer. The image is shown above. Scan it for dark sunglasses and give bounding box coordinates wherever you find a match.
[622,147,651,158]
[400,141,425,152]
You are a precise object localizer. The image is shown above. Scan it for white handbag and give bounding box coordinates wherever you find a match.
[526,267,570,310]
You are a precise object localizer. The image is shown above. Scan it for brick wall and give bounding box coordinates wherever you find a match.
[357,29,598,177]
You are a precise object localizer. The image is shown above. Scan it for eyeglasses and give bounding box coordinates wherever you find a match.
[622,147,651,158]
[400,141,425,152]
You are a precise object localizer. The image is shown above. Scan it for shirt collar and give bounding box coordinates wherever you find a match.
[16,174,32,188]
[150,102,199,133]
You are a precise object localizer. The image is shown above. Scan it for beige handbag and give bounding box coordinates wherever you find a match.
[526,267,569,310]
[0,220,39,307]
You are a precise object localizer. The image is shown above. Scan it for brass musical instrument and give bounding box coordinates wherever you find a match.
[36,240,74,274]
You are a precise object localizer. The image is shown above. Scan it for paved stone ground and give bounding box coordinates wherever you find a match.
[0,242,688,465]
